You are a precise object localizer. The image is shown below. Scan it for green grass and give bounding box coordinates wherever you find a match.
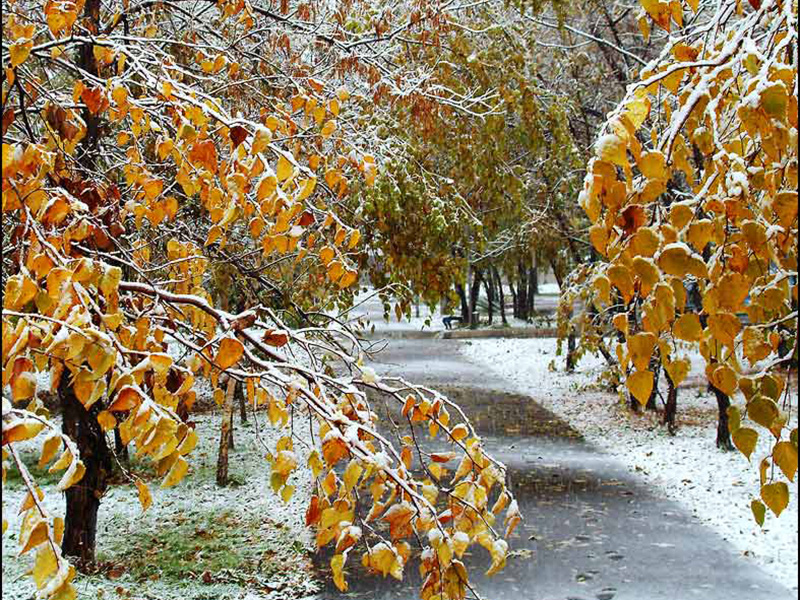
[98,509,309,593]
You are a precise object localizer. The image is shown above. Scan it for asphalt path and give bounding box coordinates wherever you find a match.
[315,336,794,600]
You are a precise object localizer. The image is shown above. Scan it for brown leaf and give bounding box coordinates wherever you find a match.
[229,125,248,149]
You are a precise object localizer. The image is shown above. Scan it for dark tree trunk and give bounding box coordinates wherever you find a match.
[527,268,536,317]
[712,382,735,451]
[483,273,494,325]
[60,375,111,567]
[113,428,128,464]
[455,282,469,323]
[468,268,483,329]
[646,352,660,412]
[492,266,508,326]
[517,260,528,321]
[508,278,517,320]
[664,369,678,435]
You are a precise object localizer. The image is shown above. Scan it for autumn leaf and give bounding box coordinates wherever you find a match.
[216,337,244,369]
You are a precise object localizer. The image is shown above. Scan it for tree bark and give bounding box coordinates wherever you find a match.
[517,260,528,321]
[483,271,494,325]
[60,375,111,567]
[237,380,247,424]
[712,382,735,451]
[216,376,236,486]
[664,369,678,435]
[492,266,508,326]
[468,268,483,329]
[455,282,469,323]
[508,278,517,320]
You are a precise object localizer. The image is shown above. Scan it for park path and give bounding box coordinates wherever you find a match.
[316,335,795,600]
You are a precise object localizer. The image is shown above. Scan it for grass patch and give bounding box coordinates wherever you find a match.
[99,509,310,594]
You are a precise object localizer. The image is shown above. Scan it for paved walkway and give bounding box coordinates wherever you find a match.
[317,337,795,600]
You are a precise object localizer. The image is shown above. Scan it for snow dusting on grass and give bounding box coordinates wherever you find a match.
[461,337,799,595]
[2,413,320,600]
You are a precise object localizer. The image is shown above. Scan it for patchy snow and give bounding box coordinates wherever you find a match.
[2,412,320,600]
[461,337,799,595]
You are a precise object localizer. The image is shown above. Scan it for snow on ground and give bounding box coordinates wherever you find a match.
[339,288,561,334]
[2,412,319,600]
[461,337,799,595]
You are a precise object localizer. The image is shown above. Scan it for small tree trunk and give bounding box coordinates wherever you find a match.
[712,382,735,451]
[517,260,528,321]
[646,352,660,412]
[60,376,111,567]
[492,266,508,326]
[114,428,128,464]
[237,381,247,424]
[468,268,483,329]
[455,282,469,323]
[664,369,678,435]
[508,278,517,320]
[216,377,236,486]
[483,274,494,325]
[566,331,577,373]
[527,268,536,317]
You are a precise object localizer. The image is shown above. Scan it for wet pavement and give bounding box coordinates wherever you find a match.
[315,337,795,600]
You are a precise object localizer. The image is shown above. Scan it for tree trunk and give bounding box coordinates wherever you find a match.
[455,282,469,323]
[113,428,128,464]
[468,268,483,329]
[527,268,536,317]
[508,278,517,320]
[216,376,236,486]
[237,380,247,424]
[712,382,735,451]
[517,260,528,321]
[492,266,508,326]
[60,375,111,567]
[483,273,494,325]
[646,352,660,411]
[664,369,678,435]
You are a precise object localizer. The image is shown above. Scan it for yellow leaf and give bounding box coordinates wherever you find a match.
[298,177,317,200]
[278,484,294,503]
[135,480,152,511]
[216,337,244,369]
[161,455,188,488]
[773,442,798,482]
[761,482,789,517]
[277,155,293,181]
[451,424,469,442]
[710,364,737,396]
[38,435,62,469]
[733,427,758,460]
[57,460,85,491]
[33,545,58,587]
[627,370,654,405]
[20,520,48,555]
[747,395,780,429]
[638,151,668,181]
[97,411,117,432]
[664,357,690,386]
[343,460,363,493]
[321,120,337,138]
[707,313,741,348]
[331,554,348,592]
[673,313,702,342]
[595,133,628,167]
[2,419,45,445]
[10,41,33,67]
[628,332,657,371]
